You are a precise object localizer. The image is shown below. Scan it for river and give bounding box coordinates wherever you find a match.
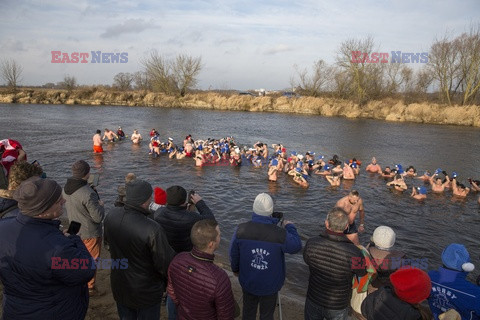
[1,103,479,301]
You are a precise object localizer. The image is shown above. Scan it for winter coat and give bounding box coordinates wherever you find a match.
[303,230,367,310]
[0,213,94,319]
[63,177,105,239]
[428,267,480,320]
[104,204,175,309]
[229,213,302,296]
[167,248,235,320]
[361,286,422,320]
[153,200,215,253]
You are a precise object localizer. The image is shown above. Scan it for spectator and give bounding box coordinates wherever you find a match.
[230,193,302,320]
[63,160,105,296]
[104,179,175,319]
[0,176,94,319]
[168,219,235,320]
[362,268,433,320]
[303,207,366,320]
[428,244,480,319]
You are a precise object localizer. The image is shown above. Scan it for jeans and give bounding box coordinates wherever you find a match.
[166,295,178,320]
[242,289,278,320]
[304,298,349,320]
[116,302,161,320]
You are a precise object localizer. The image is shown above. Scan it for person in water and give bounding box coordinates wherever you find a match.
[92,129,103,153]
[326,172,341,187]
[103,129,118,142]
[429,171,450,193]
[335,190,365,245]
[405,166,417,177]
[342,161,355,180]
[416,170,432,182]
[268,158,279,182]
[131,129,142,144]
[387,174,408,192]
[411,186,427,200]
[365,157,382,173]
[116,127,125,140]
[452,177,470,198]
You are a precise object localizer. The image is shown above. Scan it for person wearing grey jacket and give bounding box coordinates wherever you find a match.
[63,160,105,295]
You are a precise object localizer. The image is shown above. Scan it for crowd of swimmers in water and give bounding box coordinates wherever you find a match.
[95,127,480,205]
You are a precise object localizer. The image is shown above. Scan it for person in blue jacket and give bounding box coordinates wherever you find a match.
[428,243,480,320]
[229,192,302,320]
[0,176,94,320]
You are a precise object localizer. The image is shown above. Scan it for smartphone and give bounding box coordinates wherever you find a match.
[188,190,195,204]
[87,173,100,187]
[67,221,81,235]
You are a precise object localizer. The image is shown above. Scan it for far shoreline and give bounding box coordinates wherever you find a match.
[1,88,480,128]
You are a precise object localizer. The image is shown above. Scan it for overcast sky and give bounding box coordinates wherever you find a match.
[0,0,478,90]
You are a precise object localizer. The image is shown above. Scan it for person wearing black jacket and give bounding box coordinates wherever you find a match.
[104,179,175,319]
[303,207,367,320]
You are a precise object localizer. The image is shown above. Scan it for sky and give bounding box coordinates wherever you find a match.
[0,0,478,91]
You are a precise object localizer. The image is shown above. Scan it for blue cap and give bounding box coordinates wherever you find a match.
[351,162,358,168]
[271,159,278,166]
[452,172,457,178]
[211,149,216,155]
[298,161,303,167]
[396,164,403,170]
[197,145,203,151]
[418,186,427,195]
[221,148,226,153]
[308,160,314,165]
[277,150,282,154]
[435,168,442,174]
[291,151,297,156]
[296,167,301,172]
[324,164,330,170]
[397,169,404,174]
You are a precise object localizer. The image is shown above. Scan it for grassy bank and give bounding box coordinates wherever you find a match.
[1,88,480,127]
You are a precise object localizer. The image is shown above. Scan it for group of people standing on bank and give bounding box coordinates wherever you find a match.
[1,137,479,320]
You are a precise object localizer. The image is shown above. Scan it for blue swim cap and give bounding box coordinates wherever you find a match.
[211,149,216,155]
[271,159,278,166]
[198,145,203,151]
[397,169,404,174]
[324,165,330,170]
[298,161,303,167]
[452,172,457,178]
[396,164,403,170]
[351,163,358,168]
[435,168,442,174]
[418,186,427,195]
[291,151,297,156]
[308,160,314,165]
[296,167,301,172]
[319,155,324,159]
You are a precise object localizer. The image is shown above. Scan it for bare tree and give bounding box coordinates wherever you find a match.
[293,60,332,97]
[58,75,77,92]
[1,59,23,92]
[141,50,202,97]
[456,25,480,105]
[133,71,150,90]
[113,72,134,91]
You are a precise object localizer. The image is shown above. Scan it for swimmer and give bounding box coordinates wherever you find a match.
[149,128,158,137]
[335,190,365,245]
[195,147,205,167]
[332,163,343,175]
[365,157,382,173]
[167,138,176,159]
[92,129,103,153]
[117,127,126,140]
[411,186,427,200]
[416,170,432,182]
[326,172,341,187]
[268,158,279,182]
[350,162,360,175]
[103,128,118,142]
[342,161,355,180]
[229,147,242,166]
[468,179,480,192]
[452,177,470,198]
[149,138,161,157]
[405,166,417,177]
[289,167,309,188]
[429,171,450,193]
[183,135,194,157]
[131,129,143,144]
[387,174,408,192]
[381,166,395,179]
[314,164,332,176]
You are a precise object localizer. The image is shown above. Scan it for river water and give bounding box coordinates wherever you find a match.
[1,103,479,301]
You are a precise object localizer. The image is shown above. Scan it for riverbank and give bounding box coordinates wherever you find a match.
[1,88,480,127]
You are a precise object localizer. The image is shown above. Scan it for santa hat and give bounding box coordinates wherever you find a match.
[390,268,432,304]
[154,187,167,205]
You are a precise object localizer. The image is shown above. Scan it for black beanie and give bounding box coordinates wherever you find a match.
[72,160,90,179]
[166,186,187,206]
[125,180,153,206]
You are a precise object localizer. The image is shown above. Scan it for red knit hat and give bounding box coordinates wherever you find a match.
[154,187,167,205]
[390,268,432,304]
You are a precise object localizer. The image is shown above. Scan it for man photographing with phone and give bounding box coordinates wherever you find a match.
[63,160,105,296]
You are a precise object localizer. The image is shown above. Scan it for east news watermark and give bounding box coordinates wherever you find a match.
[351,51,428,64]
[51,257,128,270]
[51,51,128,63]
[352,257,429,270]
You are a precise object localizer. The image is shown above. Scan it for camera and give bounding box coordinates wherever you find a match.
[188,190,195,204]
[272,211,284,226]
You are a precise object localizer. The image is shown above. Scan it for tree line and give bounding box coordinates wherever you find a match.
[1,25,479,105]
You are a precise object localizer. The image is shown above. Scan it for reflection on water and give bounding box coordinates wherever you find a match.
[1,103,479,300]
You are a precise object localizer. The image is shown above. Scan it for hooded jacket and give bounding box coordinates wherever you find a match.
[229,213,302,296]
[0,214,94,319]
[104,204,175,308]
[63,177,104,239]
[361,286,422,320]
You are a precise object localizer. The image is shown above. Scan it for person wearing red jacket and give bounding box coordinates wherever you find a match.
[167,219,235,320]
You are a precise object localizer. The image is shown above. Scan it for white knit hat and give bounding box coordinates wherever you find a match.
[372,226,396,250]
[253,193,274,216]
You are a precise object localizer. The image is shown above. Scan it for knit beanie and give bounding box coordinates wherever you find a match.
[125,180,152,206]
[154,187,167,205]
[166,186,187,206]
[390,268,432,304]
[372,226,396,250]
[72,160,90,179]
[441,243,475,272]
[253,193,274,216]
[13,176,62,217]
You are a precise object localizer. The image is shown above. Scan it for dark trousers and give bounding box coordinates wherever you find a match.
[242,289,277,320]
[304,298,349,320]
[116,302,161,320]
